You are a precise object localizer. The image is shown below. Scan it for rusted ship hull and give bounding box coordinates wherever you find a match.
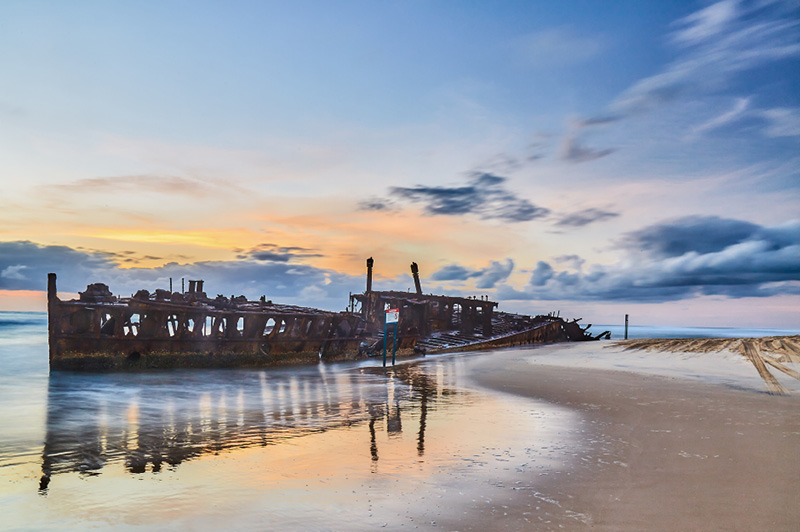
[47,274,364,371]
[425,319,586,354]
[47,259,602,371]
[348,259,603,358]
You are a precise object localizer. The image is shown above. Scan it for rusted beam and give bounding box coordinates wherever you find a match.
[410,262,422,295]
[366,257,374,293]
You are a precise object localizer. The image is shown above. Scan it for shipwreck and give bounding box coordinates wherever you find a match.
[47,258,605,371]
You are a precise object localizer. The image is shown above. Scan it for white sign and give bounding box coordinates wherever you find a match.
[386,308,399,324]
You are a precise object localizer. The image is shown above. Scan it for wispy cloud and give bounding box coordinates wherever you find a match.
[357,197,397,212]
[758,107,800,137]
[688,96,751,138]
[555,208,619,228]
[235,243,323,263]
[560,130,615,163]
[380,172,550,223]
[671,0,740,45]
[47,174,224,198]
[607,0,800,119]
[473,152,523,174]
[514,26,608,68]
[363,169,623,229]
[687,100,800,140]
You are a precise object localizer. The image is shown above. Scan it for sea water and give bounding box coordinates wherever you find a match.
[0,312,581,530]
[0,312,794,530]
[595,323,798,339]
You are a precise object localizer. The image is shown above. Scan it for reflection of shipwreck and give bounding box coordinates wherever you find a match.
[48,258,604,370]
[39,363,448,490]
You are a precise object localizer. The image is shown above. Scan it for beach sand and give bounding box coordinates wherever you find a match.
[441,344,800,531]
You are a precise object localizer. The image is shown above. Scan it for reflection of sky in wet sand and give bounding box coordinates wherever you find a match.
[2,355,580,530]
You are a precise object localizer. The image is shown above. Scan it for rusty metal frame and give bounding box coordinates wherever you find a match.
[48,273,364,370]
[47,258,600,371]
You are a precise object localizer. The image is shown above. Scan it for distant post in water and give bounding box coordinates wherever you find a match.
[624,314,629,340]
[383,308,399,367]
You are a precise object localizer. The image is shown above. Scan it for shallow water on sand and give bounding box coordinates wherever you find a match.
[0,312,581,530]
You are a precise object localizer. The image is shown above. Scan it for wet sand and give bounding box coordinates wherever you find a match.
[455,348,800,531]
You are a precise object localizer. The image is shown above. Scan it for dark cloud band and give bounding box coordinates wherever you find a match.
[498,216,800,302]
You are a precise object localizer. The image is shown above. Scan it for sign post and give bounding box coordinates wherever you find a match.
[384,308,399,367]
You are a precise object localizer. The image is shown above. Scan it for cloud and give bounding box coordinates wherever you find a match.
[0,101,26,119]
[619,215,760,258]
[358,197,397,212]
[514,26,608,68]
[46,174,226,198]
[386,172,550,222]
[555,208,619,228]
[1,265,29,281]
[431,259,514,289]
[0,241,116,292]
[474,153,523,174]
[529,261,554,287]
[672,0,739,45]
[603,0,800,120]
[236,243,323,262]
[0,240,361,311]
[688,100,800,140]
[554,254,585,271]
[497,216,800,302]
[560,132,616,163]
[475,259,515,289]
[689,97,751,137]
[559,116,616,163]
[365,169,619,228]
[430,264,475,282]
[758,107,800,137]
[577,115,621,127]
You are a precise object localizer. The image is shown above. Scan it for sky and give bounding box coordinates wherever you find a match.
[1,0,798,328]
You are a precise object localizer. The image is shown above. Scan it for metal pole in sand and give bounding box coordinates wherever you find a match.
[624,314,629,339]
[383,319,388,367]
[392,323,397,366]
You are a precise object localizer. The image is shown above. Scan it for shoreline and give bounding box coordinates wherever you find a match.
[452,346,800,531]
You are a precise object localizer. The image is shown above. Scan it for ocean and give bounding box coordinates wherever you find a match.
[0,311,795,530]
[594,323,799,339]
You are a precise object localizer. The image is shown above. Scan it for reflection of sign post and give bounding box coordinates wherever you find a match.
[383,309,399,367]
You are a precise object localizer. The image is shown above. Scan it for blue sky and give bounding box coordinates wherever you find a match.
[1,0,798,328]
